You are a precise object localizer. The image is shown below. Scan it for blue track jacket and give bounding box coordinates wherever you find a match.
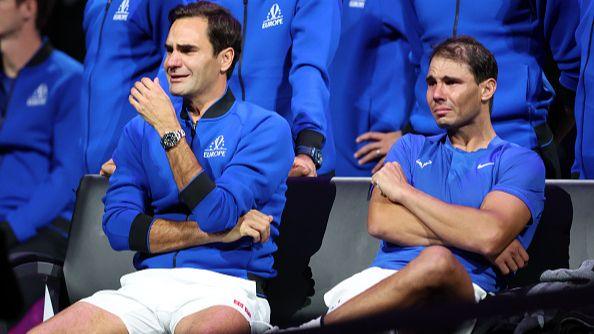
[573,0,594,179]
[103,90,294,279]
[330,0,415,176]
[403,0,580,150]
[160,0,341,174]
[81,0,186,174]
[0,42,83,242]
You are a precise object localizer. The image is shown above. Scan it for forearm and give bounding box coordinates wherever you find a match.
[148,218,226,254]
[368,189,443,247]
[399,187,511,256]
[166,140,203,190]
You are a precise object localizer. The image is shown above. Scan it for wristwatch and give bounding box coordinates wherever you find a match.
[296,145,323,169]
[160,129,186,151]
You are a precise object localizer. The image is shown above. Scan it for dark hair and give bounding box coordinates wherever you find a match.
[430,36,498,110]
[16,0,55,32]
[430,35,498,84]
[169,2,242,78]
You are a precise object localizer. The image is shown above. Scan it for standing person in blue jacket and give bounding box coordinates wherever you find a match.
[573,0,594,179]
[34,3,293,333]
[330,0,415,176]
[82,0,188,175]
[161,0,340,177]
[0,0,82,259]
[286,36,545,332]
[398,0,580,179]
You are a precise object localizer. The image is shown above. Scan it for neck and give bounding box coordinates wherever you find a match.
[187,77,227,122]
[1,27,42,78]
[447,109,496,152]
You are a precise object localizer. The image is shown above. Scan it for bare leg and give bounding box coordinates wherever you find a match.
[324,246,475,325]
[174,305,250,334]
[29,301,127,334]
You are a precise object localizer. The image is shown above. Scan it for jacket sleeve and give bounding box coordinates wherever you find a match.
[102,120,152,252]
[538,0,581,92]
[5,67,84,242]
[179,115,294,233]
[289,0,341,149]
[368,0,417,133]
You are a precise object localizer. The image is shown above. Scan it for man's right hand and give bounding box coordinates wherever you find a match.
[489,239,529,275]
[222,210,272,243]
[99,159,116,178]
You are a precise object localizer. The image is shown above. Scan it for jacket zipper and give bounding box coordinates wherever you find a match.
[238,0,248,101]
[84,0,112,172]
[453,0,460,37]
[579,20,594,178]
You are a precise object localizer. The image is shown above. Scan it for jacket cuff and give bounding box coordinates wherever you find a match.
[0,222,18,249]
[129,213,153,253]
[296,130,324,150]
[179,171,216,210]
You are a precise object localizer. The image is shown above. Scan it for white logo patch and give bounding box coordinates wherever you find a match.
[262,3,284,29]
[349,0,366,8]
[113,0,129,21]
[204,135,227,159]
[477,162,495,170]
[26,84,48,106]
[415,159,432,169]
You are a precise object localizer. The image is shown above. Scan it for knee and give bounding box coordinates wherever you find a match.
[417,246,459,279]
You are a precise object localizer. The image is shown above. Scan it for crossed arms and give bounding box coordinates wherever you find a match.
[369,162,532,274]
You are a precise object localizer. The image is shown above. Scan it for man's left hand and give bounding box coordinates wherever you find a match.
[129,77,180,136]
[371,161,411,203]
[355,131,402,173]
[489,239,529,275]
[289,154,317,177]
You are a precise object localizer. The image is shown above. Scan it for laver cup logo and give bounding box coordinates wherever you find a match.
[204,135,227,158]
[262,3,283,29]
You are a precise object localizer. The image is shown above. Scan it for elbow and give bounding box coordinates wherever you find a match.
[476,228,507,258]
[367,214,385,239]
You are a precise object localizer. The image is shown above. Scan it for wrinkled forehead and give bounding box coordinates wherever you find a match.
[427,56,474,79]
[166,17,210,47]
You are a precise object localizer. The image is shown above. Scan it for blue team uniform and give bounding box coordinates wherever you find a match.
[371,134,545,292]
[330,0,415,176]
[103,90,294,279]
[161,0,340,174]
[81,0,186,174]
[401,0,580,151]
[573,0,594,179]
[0,41,83,242]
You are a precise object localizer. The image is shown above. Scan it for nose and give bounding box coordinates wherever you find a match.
[165,51,182,71]
[431,82,446,103]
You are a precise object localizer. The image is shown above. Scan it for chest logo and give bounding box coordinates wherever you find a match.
[26,84,48,107]
[415,159,432,169]
[477,162,495,170]
[349,0,366,8]
[113,0,129,21]
[262,3,284,29]
[204,135,227,159]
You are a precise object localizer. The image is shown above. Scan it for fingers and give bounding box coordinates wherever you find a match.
[242,210,273,243]
[356,131,385,143]
[354,141,382,160]
[289,164,311,177]
[494,258,511,275]
[504,256,519,273]
[517,243,529,262]
[371,157,386,174]
[99,159,116,178]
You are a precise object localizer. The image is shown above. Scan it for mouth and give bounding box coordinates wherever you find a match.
[432,107,451,118]
[169,74,189,83]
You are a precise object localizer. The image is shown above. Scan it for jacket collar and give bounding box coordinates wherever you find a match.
[180,88,235,121]
[0,39,53,76]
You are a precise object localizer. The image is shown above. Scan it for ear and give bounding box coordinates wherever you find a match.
[18,0,37,21]
[218,47,235,75]
[480,78,497,103]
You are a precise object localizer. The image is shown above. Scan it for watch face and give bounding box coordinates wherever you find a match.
[161,132,179,149]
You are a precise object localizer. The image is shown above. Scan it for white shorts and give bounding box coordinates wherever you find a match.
[82,268,271,334]
[324,267,488,334]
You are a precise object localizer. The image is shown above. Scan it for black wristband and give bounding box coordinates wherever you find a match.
[129,214,153,253]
